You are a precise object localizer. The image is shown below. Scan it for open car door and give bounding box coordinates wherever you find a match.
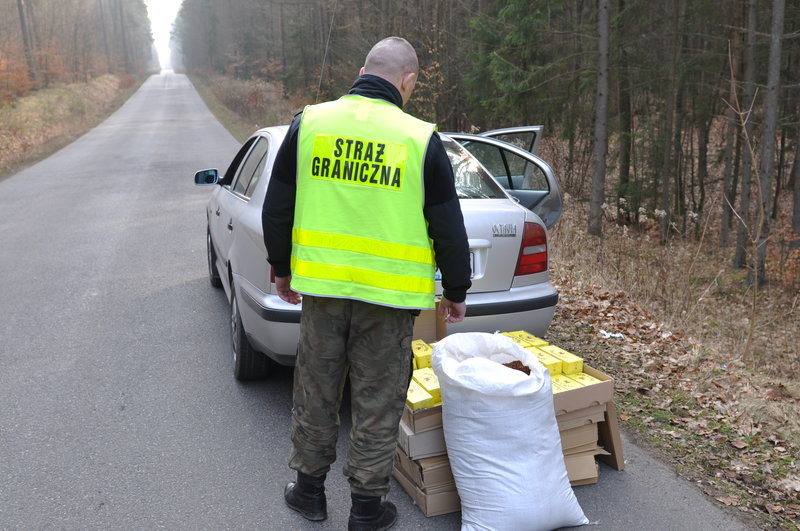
[446,127,562,229]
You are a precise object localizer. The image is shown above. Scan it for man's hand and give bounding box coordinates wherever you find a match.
[275,275,301,305]
[438,297,466,323]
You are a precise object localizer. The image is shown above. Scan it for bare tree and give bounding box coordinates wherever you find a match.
[15,0,36,85]
[734,0,759,268]
[589,0,610,236]
[750,0,785,285]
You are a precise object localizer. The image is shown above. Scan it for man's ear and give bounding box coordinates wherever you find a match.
[359,66,366,76]
[400,72,417,94]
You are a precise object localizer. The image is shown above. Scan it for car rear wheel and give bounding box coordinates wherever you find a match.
[231,286,271,381]
[207,228,222,288]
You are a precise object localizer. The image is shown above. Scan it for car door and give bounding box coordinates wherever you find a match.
[448,128,563,229]
[213,136,270,276]
[479,126,542,155]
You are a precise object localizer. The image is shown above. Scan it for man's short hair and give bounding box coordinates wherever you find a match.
[363,37,419,78]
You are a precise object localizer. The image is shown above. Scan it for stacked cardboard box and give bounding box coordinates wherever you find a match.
[392,308,460,516]
[393,317,624,517]
[501,331,625,485]
[394,404,461,516]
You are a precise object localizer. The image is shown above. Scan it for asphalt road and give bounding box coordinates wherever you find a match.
[0,71,759,530]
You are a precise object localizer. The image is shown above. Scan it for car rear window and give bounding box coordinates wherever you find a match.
[441,137,506,199]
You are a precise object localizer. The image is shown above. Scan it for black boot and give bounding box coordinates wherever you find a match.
[348,494,397,531]
[284,472,327,521]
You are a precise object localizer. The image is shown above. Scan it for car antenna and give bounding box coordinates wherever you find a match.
[315,0,339,104]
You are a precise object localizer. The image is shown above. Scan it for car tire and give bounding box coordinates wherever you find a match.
[207,228,222,288]
[231,286,271,381]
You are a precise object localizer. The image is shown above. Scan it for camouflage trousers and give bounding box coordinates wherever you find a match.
[289,295,415,497]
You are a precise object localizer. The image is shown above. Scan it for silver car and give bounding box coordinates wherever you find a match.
[194,126,563,380]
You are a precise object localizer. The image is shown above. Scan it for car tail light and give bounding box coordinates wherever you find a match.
[514,222,548,275]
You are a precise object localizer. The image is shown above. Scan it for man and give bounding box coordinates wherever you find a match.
[262,36,471,531]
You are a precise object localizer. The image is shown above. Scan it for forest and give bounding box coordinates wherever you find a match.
[170,0,800,290]
[1,0,156,97]
[3,1,798,286]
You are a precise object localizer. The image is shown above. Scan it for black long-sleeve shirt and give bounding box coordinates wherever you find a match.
[262,74,471,303]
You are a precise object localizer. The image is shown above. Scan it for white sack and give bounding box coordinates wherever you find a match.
[432,332,588,531]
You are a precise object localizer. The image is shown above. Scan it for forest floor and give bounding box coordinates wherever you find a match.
[547,199,799,530]
[3,72,797,530]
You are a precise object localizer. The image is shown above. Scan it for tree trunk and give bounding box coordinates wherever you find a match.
[720,19,741,247]
[733,0,758,268]
[721,107,739,246]
[116,0,131,73]
[97,0,114,73]
[751,0,785,286]
[616,0,633,224]
[792,140,800,235]
[588,0,610,236]
[16,0,36,86]
[659,0,685,243]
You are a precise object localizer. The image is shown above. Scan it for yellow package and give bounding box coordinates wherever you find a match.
[552,373,583,390]
[566,372,603,387]
[539,345,583,374]
[500,331,533,348]
[524,347,562,375]
[413,367,441,404]
[406,380,435,410]
[550,380,570,394]
[412,339,433,369]
[506,330,550,348]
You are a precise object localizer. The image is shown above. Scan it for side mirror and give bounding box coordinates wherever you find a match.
[194,169,219,185]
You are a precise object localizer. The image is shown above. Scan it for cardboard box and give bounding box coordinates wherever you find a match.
[552,365,614,416]
[559,422,598,452]
[397,418,446,459]
[401,404,442,434]
[412,304,447,344]
[393,465,461,517]
[394,446,454,488]
[556,403,607,431]
[597,400,625,471]
[564,441,603,456]
[565,453,600,486]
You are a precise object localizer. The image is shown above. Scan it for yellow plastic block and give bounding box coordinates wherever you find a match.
[525,347,562,375]
[412,339,433,369]
[539,345,584,374]
[552,373,583,390]
[566,372,603,387]
[413,367,441,404]
[406,380,435,410]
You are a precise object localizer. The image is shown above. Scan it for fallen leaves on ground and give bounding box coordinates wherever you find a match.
[548,273,799,530]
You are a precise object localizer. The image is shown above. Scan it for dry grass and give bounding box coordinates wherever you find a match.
[188,73,299,143]
[0,74,141,180]
[548,197,799,529]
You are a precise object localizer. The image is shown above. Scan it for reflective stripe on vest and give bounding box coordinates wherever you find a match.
[292,95,436,309]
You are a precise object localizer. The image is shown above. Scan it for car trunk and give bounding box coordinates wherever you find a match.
[453,198,527,294]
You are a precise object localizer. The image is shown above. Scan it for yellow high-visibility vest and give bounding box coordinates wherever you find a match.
[291,94,437,309]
